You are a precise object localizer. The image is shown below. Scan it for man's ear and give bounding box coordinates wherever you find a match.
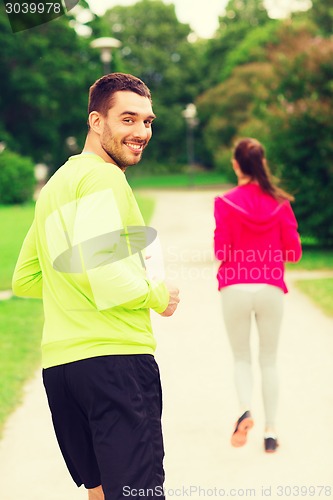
[88,111,104,135]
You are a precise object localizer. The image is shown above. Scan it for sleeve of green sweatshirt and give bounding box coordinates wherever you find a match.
[12,220,43,298]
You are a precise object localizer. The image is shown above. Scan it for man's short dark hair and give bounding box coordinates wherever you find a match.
[88,72,152,118]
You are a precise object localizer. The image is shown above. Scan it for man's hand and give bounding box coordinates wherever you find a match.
[160,283,180,317]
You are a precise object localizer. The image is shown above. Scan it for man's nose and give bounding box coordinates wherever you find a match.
[133,121,150,139]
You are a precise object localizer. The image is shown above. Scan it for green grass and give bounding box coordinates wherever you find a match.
[295,279,333,318]
[127,171,228,189]
[286,246,333,319]
[135,192,155,223]
[0,204,36,290]
[0,297,44,437]
[291,247,333,270]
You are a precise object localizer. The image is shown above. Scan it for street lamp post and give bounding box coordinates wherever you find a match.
[90,37,122,74]
[182,103,198,187]
[34,163,49,200]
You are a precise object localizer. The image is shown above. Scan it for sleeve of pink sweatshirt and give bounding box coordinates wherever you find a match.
[280,202,302,262]
[214,197,231,262]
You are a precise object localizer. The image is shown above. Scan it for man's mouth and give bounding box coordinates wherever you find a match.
[124,141,145,153]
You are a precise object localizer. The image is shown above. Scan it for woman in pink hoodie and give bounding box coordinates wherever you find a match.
[214,138,302,453]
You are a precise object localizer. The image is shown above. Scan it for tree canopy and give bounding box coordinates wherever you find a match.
[0,3,100,170]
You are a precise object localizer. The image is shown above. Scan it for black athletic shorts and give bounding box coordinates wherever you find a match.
[42,355,165,500]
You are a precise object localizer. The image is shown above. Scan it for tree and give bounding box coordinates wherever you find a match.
[0,3,100,171]
[264,25,333,245]
[223,0,269,26]
[202,0,270,88]
[308,0,333,36]
[219,21,279,81]
[197,62,274,173]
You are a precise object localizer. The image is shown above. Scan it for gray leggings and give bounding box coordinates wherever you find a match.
[221,285,284,428]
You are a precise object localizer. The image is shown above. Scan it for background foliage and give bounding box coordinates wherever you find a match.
[0,0,332,244]
[0,150,35,204]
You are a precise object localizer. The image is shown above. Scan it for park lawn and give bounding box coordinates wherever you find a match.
[0,204,36,290]
[127,171,228,189]
[295,279,333,318]
[288,247,333,319]
[286,246,333,317]
[135,192,155,223]
[0,297,44,437]
[290,247,333,270]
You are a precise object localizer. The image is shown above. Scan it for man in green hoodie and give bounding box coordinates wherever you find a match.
[12,73,180,500]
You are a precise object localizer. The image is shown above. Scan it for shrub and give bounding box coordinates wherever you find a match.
[0,150,36,204]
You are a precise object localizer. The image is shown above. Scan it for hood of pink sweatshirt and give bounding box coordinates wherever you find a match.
[217,183,286,233]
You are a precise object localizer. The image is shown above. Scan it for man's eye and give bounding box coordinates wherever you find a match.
[123,118,134,123]
[144,121,153,127]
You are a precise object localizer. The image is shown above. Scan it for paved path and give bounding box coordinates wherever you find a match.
[1,189,333,499]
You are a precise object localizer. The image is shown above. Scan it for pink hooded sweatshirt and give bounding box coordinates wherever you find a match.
[214,183,302,293]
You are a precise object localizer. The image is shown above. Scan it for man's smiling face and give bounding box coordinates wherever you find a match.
[100,91,155,170]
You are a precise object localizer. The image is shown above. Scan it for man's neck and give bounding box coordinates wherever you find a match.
[83,134,117,166]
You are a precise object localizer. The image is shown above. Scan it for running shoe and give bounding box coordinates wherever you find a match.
[264,437,279,453]
[231,410,254,447]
